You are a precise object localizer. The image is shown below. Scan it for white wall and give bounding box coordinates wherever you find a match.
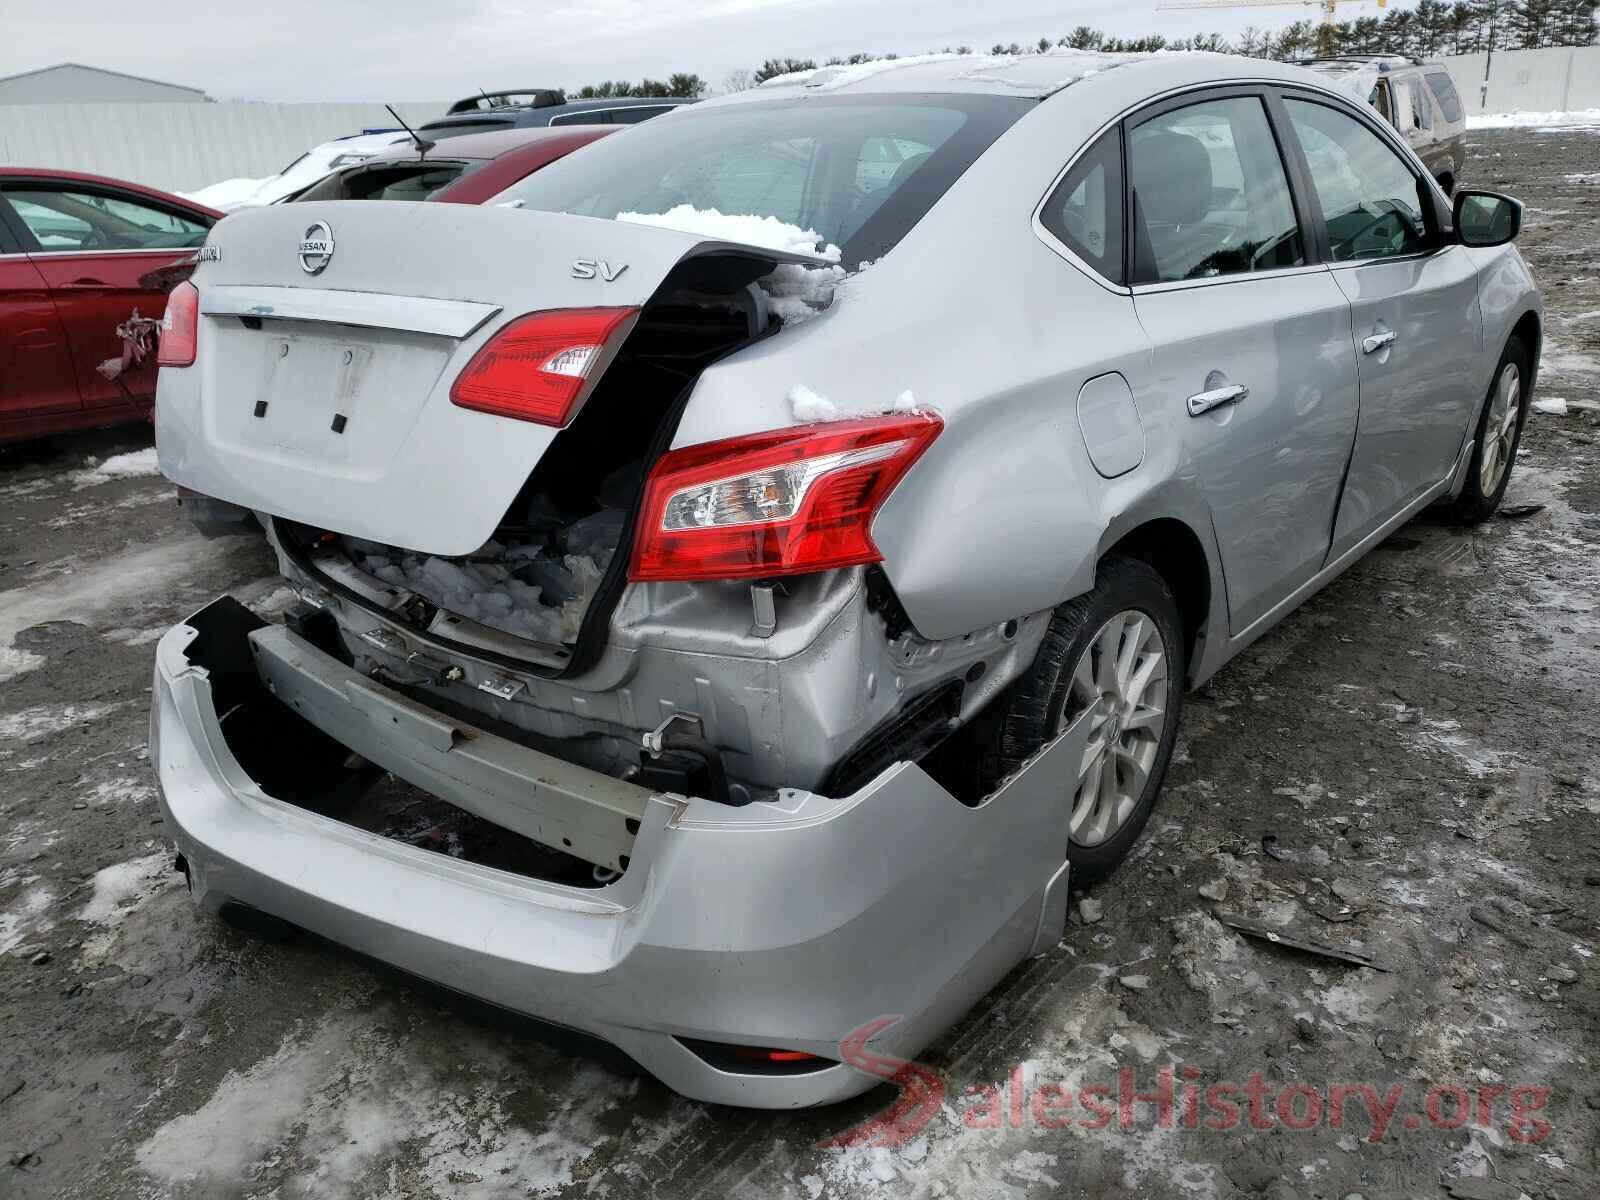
[0,101,447,194]
[1435,46,1600,115]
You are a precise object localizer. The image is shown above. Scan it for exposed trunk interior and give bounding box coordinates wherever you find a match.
[280,255,777,676]
[184,597,610,887]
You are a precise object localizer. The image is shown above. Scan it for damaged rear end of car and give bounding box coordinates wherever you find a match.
[150,103,1088,1103]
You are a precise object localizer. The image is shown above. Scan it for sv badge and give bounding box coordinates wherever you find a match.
[572,258,628,281]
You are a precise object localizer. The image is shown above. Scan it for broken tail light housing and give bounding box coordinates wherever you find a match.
[156,280,199,368]
[630,412,943,583]
[450,306,638,426]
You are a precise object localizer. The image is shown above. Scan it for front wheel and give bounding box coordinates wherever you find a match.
[971,556,1185,882]
[1445,336,1530,524]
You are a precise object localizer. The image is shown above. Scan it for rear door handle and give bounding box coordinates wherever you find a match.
[1186,383,1249,417]
[1362,330,1397,354]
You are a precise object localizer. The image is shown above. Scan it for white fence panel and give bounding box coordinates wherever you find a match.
[0,101,447,194]
[1436,46,1600,115]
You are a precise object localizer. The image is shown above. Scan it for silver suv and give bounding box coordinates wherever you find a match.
[150,52,1538,1108]
[1300,55,1468,192]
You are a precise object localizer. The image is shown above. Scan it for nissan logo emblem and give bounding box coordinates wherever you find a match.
[298,221,334,274]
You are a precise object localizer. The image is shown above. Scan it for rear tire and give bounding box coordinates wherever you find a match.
[1446,335,1530,525]
[972,556,1185,882]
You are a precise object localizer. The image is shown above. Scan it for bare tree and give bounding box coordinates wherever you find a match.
[720,67,753,93]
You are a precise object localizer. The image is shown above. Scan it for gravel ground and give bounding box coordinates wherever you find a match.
[2,126,1597,1200]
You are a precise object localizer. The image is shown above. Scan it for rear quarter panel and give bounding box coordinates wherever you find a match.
[673,64,1236,643]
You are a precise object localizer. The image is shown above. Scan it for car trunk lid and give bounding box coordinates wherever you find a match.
[157,200,815,557]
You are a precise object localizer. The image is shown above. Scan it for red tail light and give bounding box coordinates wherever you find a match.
[157,280,199,368]
[630,412,943,583]
[450,307,638,426]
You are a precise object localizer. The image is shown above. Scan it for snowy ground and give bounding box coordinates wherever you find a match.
[2,128,1599,1199]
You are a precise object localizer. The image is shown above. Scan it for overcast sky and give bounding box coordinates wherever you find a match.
[2,0,1415,102]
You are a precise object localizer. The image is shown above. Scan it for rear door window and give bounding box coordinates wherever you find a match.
[1426,72,1463,123]
[1040,127,1124,284]
[1126,96,1304,284]
[1282,97,1428,262]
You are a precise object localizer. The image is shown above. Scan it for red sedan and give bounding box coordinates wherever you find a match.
[0,168,220,445]
[288,125,617,206]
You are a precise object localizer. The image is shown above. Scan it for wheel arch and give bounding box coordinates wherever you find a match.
[1099,514,1222,687]
[1510,309,1541,389]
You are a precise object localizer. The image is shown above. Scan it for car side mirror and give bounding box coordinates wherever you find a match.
[1454,189,1522,247]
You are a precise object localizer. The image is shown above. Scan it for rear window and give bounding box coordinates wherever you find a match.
[293,162,474,203]
[1426,71,1463,123]
[491,94,1031,266]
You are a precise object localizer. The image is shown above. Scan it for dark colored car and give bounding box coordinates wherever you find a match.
[418,88,692,140]
[1300,55,1467,193]
[0,168,219,445]
[289,126,617,207]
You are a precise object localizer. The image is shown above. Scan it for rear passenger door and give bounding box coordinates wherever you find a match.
[1277,94,1482,558]
[1125,89,1360,635]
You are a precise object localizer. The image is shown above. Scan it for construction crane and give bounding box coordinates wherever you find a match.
[1153,0,1388,57]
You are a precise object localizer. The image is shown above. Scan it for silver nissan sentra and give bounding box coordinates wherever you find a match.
[150,51,1541,1107]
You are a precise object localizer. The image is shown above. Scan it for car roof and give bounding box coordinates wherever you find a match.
[0,165,222,219]
[704,49,1337,105]
[369,125,611,164]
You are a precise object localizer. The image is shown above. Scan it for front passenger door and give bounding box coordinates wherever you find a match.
[1279,96,1482,557]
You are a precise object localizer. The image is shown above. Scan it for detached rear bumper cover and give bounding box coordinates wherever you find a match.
[151,601,1082,1108]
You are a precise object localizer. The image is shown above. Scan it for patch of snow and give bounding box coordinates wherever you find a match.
[1533,396,1569,415]
[0,531,213,671]
[615,204,850,322]
[1302,60,1382,106]
[1565,172,1600,184]
[0,702,122,746]
[761,51,969,91]
[1539,339,1600,377]
[0,884,54,954]
[78,851,170,926]
[764,260,850,324]
[0,644,45,685]
[349,513,620,647]
[104,626,169,647]
[788,384,933,424]
[137,1011,627,1195]
[71,447,162,489]
[46,488,170,528]
[957,49,1150,95]
[80,776,159,808]
[1467,107,1600,130]
[181,174,275,211]
[617,204,839,261]
[787,384,840,423]
[181,131,413,211]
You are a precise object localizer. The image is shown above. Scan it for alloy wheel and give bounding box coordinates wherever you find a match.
[1479,362,1521,496]
[1061,609,1169,847]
